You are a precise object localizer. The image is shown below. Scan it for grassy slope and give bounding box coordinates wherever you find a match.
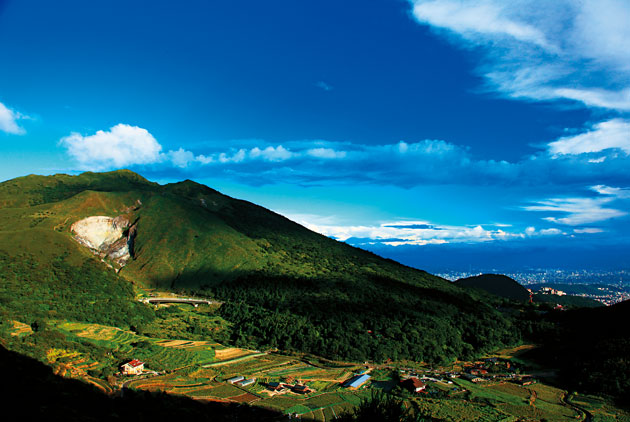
[0,170,456,291]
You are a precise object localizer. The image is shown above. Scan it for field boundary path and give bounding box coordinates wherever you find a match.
[202,352,266,368]
[562,393,593,422]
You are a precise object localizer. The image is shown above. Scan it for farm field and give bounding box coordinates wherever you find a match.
[570,394,630,422]
[16,320,627,421]
[117,341,630,421]
[51,320,217,371]
[125,350,376,420]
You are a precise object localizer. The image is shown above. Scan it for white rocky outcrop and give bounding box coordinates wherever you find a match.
[71,215,136,267]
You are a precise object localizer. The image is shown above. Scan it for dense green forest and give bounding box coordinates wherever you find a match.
[0,252,154,328]
[455,274,530,301]
[212,273,519,364]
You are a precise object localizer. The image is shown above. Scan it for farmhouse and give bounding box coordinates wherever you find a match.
[227,375,245,384]
[266,382,285,392]
[461,374,484,383]
[343,374,371,389]
[401,377,426,393]
[120,359,144,375]
[292,384,311,394]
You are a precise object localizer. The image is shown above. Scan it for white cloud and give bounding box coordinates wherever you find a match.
[525,226,564,236]
[590,184,630,199]
[412,1,551,48]
[548,119,630,156]
[554,88,630,111]
[0,101,27,135]
[523,196,626,225]
[60,124,163,170]
[168,148,195,168]
[306,147,347,159]
[573,228,604,234]
[410,0,630,111]
[249,145,293,161]
[287,215,562,246]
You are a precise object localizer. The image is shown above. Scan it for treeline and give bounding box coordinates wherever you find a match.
[212,273,519,364]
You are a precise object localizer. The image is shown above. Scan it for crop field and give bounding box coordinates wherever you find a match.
[50,322,624,422]
[52,320,216,370]
[214,347,252,360]
[119,348,380,420]
[413,397,510,422]
[488,344,537,359]
[9,320,33,337]
[429,379,581,422]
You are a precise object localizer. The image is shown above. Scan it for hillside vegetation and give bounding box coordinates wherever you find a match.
[0,170,519,366]
[455,274,530,301]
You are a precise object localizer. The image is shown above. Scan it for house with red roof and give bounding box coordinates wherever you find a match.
[401,377,426,393]
[120,359,145,375]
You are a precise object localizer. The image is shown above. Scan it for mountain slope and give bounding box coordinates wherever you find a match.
[0,170,520,363]
[455,274,530,301]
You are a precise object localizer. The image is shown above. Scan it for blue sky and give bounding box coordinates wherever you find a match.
[1,0,629,271]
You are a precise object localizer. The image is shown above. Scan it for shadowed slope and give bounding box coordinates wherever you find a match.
[455,274,530,301]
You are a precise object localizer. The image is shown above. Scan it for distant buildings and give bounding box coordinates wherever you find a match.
[120,359,144,375]
[540,287,566,296]
[227,375,245,384]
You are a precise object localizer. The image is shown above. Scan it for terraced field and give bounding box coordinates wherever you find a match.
[9,320,33,337]
[52,321,216,370]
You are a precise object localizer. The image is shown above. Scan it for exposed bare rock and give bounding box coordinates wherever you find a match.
[71,215,136,267]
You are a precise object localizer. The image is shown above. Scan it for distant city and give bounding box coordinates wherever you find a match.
[437,269,630,306]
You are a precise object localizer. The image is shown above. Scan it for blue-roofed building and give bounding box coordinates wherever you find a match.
[343,374,371,389]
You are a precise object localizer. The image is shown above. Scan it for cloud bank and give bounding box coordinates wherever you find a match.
[285,214,566,247]
[59,122,630,190]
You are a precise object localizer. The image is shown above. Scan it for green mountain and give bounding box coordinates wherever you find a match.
[455,274,530,301]
[0,170,519,365]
